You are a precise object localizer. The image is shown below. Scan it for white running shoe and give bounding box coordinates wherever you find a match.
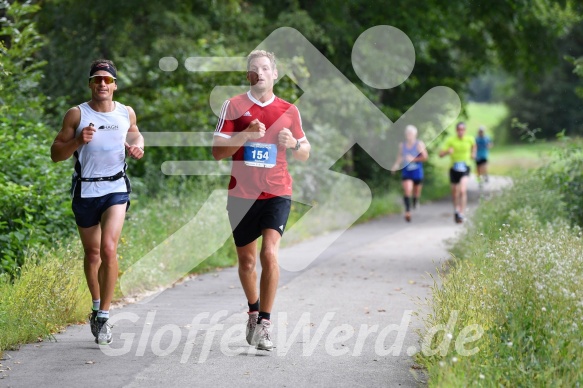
[254,319,273,351]
[246,311,259,345]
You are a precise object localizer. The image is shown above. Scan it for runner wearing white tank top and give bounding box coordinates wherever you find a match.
[50,59,144,346]
[72,101,132,198]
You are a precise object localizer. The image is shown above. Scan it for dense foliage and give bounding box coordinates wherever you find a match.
[0,1,74,277]
[505,19,583,140]
[33,0,580,191]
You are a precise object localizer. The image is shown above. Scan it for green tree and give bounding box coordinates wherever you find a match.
[505,19,583,140]
[35,0,301,196]
[274,0,580,176]
[33,0,580,191]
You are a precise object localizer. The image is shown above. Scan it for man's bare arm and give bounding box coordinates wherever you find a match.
[125,106,145,160]
[51,107,93,162]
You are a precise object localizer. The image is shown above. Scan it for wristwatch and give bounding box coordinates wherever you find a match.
[294,140,301,151]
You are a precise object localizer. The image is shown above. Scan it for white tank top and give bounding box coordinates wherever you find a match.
[72,102,131,198]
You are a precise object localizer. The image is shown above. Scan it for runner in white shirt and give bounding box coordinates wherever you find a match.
[51,59,144,345]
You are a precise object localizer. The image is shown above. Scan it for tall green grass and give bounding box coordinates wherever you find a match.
[117,187,237,277]
[357,191,402,222]
[0,245,89,355]
[416,143,583,385]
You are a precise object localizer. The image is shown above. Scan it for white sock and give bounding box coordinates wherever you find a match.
[92,299,100,311]
[97,310,109,319]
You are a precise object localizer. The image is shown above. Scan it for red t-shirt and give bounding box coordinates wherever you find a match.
[214,91,306,199]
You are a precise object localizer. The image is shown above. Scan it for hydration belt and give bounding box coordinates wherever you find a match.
[71,159,131,198]
[77,170,126,182]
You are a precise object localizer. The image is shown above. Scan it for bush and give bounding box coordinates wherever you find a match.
[541,138,583,227]
[0,1,75,277]
[0,118,75,276]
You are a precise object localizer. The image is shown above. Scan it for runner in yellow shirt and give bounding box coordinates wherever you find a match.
[439,122,476,223]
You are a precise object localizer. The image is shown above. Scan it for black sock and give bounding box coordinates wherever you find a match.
[248,299,259,312]
[258,311,270,323]
[413,197,418,208]
[403,196,411,212]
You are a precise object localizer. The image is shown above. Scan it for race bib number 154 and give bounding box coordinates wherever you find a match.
[243,142,277,168]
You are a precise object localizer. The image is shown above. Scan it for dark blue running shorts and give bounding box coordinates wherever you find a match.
[72,192,130,228]
[401,167,424,185]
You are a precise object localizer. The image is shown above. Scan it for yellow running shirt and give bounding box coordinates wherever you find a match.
[441,135,476,167]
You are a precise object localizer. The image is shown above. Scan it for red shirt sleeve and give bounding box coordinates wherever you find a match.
[215,100,235,138]
[289,105,306,141]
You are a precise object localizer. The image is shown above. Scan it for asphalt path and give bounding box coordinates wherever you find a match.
[1,176,510,388]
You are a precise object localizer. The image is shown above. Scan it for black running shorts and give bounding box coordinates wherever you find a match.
[475,158,488,166]
[227,196,291,247]
[449,167,470,184]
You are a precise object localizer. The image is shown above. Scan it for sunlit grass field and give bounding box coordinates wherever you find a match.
[464,102,508,138]
[488,142,556,175]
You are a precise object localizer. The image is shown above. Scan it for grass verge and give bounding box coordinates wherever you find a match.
[415,147,583,385]
[0,245,90,357]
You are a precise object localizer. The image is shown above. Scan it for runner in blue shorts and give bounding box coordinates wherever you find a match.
[51,59,144,345]
[391,125,428,222]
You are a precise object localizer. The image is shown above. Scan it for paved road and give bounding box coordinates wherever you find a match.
[1,177,509,388]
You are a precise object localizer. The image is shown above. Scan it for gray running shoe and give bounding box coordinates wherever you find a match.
[246,311,259,345]
[96,317,112,345]
[254,319,273,351]
[88,310,98,338]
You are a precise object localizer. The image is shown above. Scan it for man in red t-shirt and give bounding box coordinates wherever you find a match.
[212,50,311,351]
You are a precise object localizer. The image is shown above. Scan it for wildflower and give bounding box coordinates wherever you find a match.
[479,374,485,379]
[452,357,458,363]
[542,307,547,312]
[507,341,513,347]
